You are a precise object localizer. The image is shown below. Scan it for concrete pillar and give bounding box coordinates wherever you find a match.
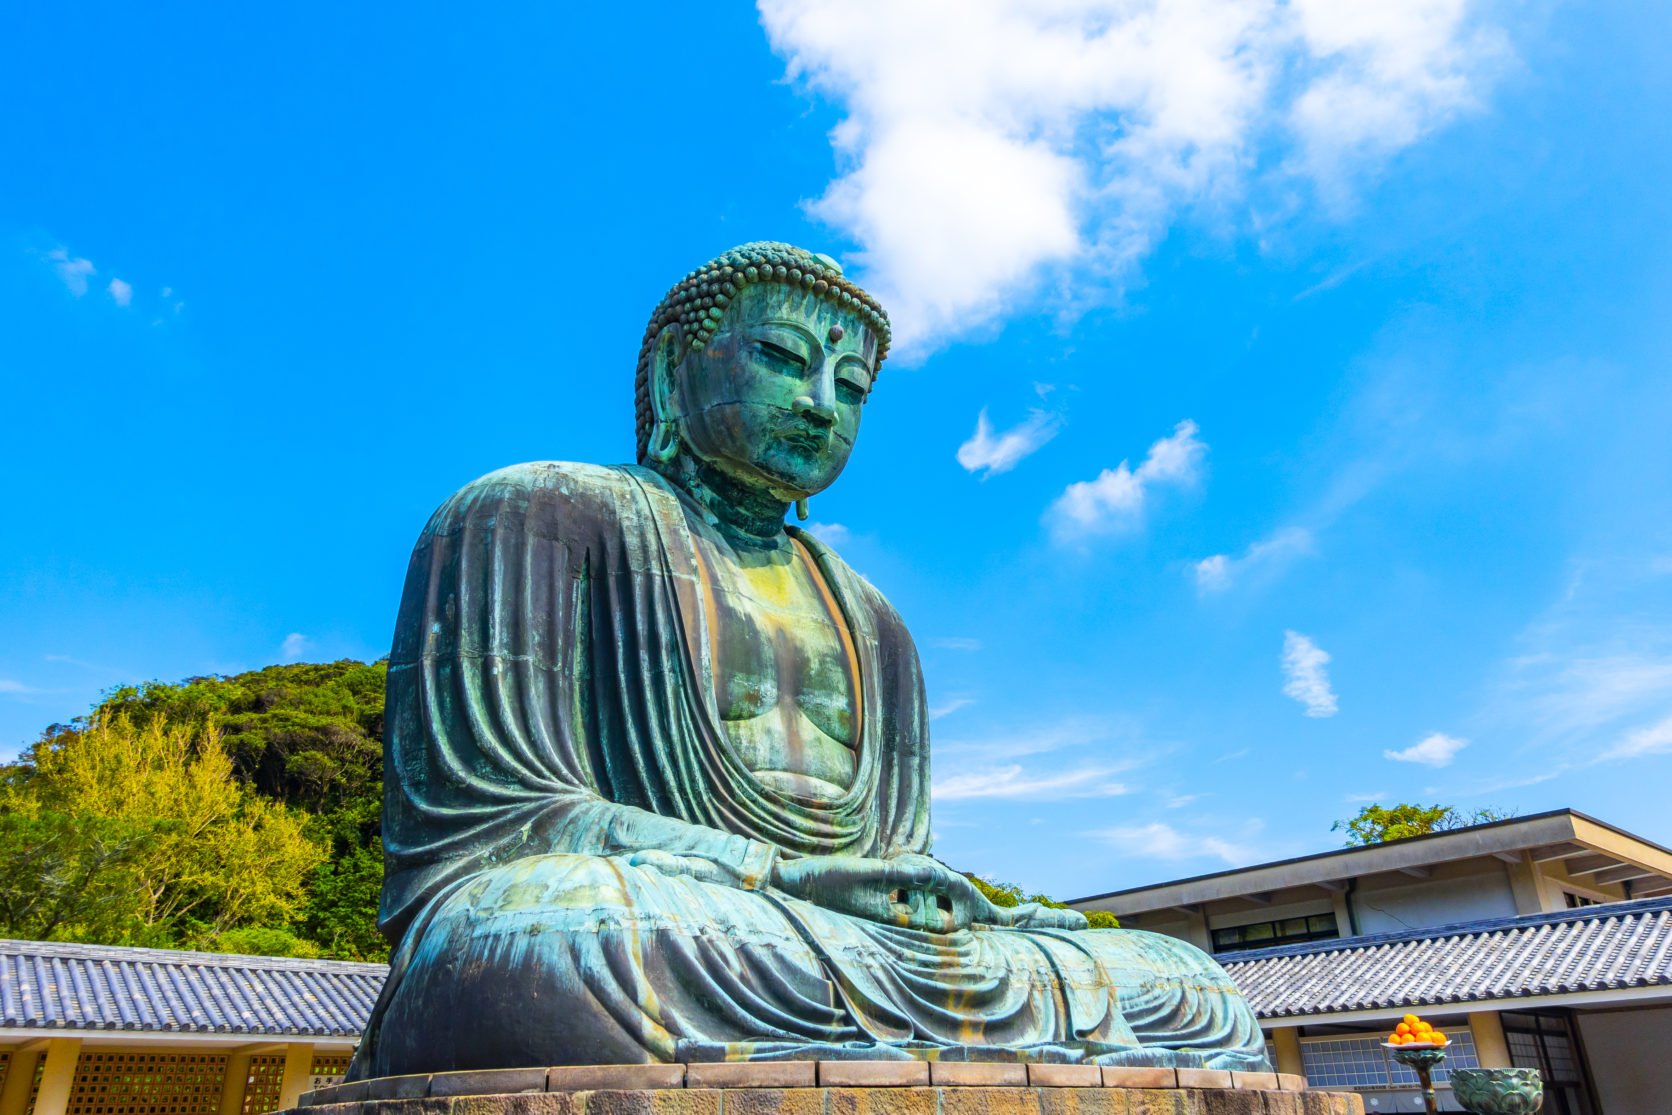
[1469,1010,1512,1068]
[218,1051,255,1115]
[29,1039,82,1115]
[1504,852,1555,915]
[1271,1026,1305,1078]
[276,1044,315,1112]
[0,1048,43,1115]
[1178,909,1211,952]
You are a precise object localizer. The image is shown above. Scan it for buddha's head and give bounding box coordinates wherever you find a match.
[635,243,890,509]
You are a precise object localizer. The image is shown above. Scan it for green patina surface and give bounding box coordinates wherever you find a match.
[350,243,1268,1077]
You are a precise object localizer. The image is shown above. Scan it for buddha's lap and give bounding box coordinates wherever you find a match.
[397,852,1240,1007]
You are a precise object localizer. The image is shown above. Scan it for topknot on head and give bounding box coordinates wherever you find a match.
[634,242,891,463]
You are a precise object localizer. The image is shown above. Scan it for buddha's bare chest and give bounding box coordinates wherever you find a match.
[690,533,858,799]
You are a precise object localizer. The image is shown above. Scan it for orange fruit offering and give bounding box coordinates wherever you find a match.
[1388,1013,1449,1046]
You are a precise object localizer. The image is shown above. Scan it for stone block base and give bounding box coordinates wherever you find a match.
[290,1069,1363,1115]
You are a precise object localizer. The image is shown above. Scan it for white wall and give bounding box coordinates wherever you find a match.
[1353,864,1518,935]
[1578,1006,1672,1115]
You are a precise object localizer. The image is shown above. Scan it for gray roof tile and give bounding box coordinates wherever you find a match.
[0,938,387,1036]
[1222,896,1672,1019]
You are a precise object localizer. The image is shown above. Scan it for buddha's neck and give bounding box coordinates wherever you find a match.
[660,455,790,544]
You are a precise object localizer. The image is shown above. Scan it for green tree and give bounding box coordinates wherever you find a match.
[2,714,324,950]
[1332,802,1515,846]
[61,660,392,960]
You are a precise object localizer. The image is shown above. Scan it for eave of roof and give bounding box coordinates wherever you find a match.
[1068,808,1672,911]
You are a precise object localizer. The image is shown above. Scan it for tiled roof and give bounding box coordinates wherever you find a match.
[1222,896,1672,1020]
[0,939,387,1036]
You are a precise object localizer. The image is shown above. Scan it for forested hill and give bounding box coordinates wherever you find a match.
[1,659,1108,961]
[2,661,390,960]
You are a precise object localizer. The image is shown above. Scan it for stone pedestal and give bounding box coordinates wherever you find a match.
[288,1065,1364,1115]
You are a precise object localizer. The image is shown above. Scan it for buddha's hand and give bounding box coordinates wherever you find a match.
[770,853,1021,933]
[998,903,1090,932]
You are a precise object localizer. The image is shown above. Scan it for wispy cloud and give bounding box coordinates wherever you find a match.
[1194,528,1314,593]
[806,521,852,547]
[934,718,1121,763]
[1344,789,1388,802]
[43,247,96,296]
[1085,821,1255,866]
[280,633,311,662]
[1047,420,1204,540]
[931,637,982,651]
[957,408,1061,477]
[1601,714,1672,761]
[759,0,1505,355]
[0,679,40,695]
[934,763,1132,801]
[1281,630,1339,717]
[930,696,976,721]
[1384,732,1468,767]
[107,278,132,307]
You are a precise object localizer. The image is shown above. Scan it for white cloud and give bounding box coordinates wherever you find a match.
[931,637,983,651]
[1281,630,1338,717]
[933,763,1132,801]
[805,521,852,546]
[957,408,1061,477]
[759,0,1504,354]
[1047,419,1204,540]
[1085,821,1251,865]
[280,633,311,662]
[107,278,133,307]
[1384,731,1468,766]
[1194,527,1314,593]
[44,248,96,296]
[1344,789,1388,802]
[1602,714,1672,761]
[930,696,976,721]
[0,679,38,695]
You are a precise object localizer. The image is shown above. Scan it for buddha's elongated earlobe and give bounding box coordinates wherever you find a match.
[647,326,684,465]
[795,498,809,521]
[647,419,680,463]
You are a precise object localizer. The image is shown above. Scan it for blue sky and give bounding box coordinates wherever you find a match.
[3,1,1670,900]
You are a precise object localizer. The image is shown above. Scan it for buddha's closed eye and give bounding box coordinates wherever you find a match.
[753,339,808,374]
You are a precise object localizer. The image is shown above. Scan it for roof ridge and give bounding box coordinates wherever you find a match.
[1219,894,1672,964]
[0,938,390,975]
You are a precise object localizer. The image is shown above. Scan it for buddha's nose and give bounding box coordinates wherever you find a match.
[793,395,836,427]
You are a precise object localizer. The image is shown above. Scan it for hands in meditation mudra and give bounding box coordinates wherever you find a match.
[349,243,1267,1076]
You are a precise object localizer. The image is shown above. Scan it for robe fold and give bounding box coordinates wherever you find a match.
[349,462,1267,1078]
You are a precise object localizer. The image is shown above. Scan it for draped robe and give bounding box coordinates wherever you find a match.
[348,462,1267,1077]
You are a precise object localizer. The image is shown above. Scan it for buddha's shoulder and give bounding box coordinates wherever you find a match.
[427,461,647,531]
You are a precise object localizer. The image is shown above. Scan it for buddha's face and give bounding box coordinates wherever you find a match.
[658,281,878,501]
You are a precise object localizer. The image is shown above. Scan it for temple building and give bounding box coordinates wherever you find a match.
[0,945,376,1115]
[1068,808,1672,1114]
[3,808,1668,1115]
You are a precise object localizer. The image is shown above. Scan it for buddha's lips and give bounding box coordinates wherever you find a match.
[779,426,830,453]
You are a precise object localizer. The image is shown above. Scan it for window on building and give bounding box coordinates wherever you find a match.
[1299,1029,1479,1091]
[1501,1012,1596,1115]
[1212,913,1339,953]
[1563,892,1597,909]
